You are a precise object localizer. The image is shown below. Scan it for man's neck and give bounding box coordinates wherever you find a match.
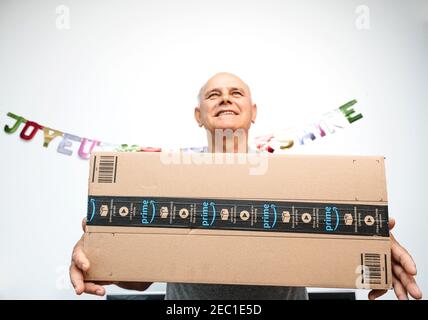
[206,129,249,153]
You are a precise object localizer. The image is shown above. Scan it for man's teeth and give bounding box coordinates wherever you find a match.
[218,111,236,116]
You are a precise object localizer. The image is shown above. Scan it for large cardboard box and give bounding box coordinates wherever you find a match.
[84,152,392,290]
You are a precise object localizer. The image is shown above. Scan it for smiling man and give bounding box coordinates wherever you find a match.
[194,72,256,154]
[164,72,308,299]
[70,72,422,300]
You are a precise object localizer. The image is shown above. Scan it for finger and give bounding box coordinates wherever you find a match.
[72,246,90,272]
[83,282,106,296]
[96,281,115,286]
[82,217,87,232]
[368,289,387,300]
[390,237,417,275]
[70,262,85,295]
[392,262,422,300]
[392,273,409,300]
[388,218,395,230]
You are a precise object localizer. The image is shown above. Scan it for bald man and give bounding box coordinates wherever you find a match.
[70,73,422,300]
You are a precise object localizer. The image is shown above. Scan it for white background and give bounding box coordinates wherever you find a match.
[0,0,427,299]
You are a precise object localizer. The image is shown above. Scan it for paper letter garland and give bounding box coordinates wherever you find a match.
[2,100,363,159]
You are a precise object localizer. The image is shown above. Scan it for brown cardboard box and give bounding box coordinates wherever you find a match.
[84,152,392,290]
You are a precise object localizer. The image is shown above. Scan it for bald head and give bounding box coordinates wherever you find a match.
[194,72,257,133]
[198,72,252,104]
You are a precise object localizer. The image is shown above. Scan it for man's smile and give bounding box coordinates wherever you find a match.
[214,109,239,117]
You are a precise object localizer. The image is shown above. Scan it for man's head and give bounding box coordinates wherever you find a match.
[194,72,257,133]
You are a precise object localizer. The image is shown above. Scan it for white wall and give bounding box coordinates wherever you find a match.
[0,0,427,299]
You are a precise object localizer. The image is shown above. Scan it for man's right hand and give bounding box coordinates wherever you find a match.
[69,218,153,296]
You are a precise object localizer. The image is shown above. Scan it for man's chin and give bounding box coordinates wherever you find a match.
[212,124,239,131]
[210,119,240,130]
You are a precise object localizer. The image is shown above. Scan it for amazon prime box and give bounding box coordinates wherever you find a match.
[83,152,392,290]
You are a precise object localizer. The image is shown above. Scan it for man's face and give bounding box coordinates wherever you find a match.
[195,73,257,132]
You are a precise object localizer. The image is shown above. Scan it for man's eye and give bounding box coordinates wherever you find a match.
[232,91,243,96]
[207,93,219,99]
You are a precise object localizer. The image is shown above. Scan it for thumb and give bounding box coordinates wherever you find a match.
[388,217,396,231]
[82,217,87,232]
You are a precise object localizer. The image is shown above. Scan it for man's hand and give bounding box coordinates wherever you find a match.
[69,218,152,296]
[368,218,422,300]
[69,218,112,296]
[70,236,112,296]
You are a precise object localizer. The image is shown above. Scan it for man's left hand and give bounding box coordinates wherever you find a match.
[368,218,422,300]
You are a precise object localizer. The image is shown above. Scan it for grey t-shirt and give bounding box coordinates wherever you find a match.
[165,283,308,300]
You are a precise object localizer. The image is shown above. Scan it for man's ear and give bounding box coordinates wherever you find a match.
[251,104,257,124]
[194,106,203,127]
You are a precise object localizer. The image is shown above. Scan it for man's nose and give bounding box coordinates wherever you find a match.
[220,93,232,105]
